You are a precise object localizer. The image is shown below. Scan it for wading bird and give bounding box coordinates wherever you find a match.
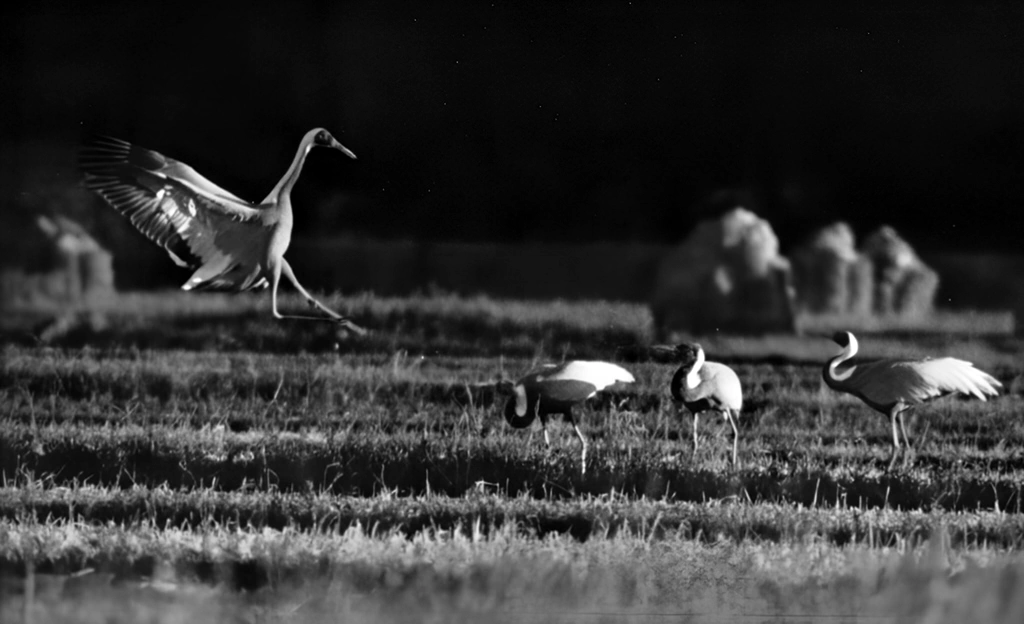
[80,128,365,333]
[652,343,743,465]
[496,360,635,475]
[822,331,1002,470]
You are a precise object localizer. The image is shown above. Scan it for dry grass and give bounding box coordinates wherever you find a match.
[0,290,1022,622]
[4,515,1024,623]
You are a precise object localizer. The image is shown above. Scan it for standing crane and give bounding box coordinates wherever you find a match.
[496,360,635,475]
[80,128,365,333]
[652,343,744,465]
[822,331,1002,470]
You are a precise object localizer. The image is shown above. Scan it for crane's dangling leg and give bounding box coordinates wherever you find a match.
[887,407,901,472]
[280,259,343,319]
[726,409,739,467]
[270,261,343,324]
[271,259,366,334]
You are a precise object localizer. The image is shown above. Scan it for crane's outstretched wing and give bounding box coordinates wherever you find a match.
[846,358,1002,406]
[81,136,270,290]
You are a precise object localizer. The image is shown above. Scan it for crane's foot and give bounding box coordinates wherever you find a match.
[335,318,368,336]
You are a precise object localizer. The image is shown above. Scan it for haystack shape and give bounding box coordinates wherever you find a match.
[1,215,115,308]
[36,215,116,303]
[861,225,938,316]
[651,207,796,335]
[790,222,872,315]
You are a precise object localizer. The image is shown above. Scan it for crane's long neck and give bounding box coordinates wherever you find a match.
[266,138,315,203]
[686,348,705,389]
[671,348,705,401]
[824,334,858,386]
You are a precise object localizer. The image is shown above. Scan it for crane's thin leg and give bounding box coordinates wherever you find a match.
[277,259,367,334]
[887,408,901,472]
[540,414,551,449]
[897,410,912,449]
[898,409,914,469]
[726,409,739,467]
[270,268,346,323]
[270,260,285,319]
[691,412,700,461]
[567,410,587,476]
[270,260,326,322]
[280,259,341,319]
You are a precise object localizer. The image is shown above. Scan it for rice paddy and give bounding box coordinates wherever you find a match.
[1,290,1022,622]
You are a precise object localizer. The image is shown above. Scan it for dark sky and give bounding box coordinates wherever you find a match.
[3,1,1023,252]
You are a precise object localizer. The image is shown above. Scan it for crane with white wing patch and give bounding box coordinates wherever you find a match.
[80,128,365,333]
[496,360,635,475]
[823,331,1002,470]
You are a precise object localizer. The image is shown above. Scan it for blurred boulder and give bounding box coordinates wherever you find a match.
[651,207,796,336]
[38,215,116,302]
[33,309,110,343]
[791,222,873,315]
[791,223,938,318]
[0,215,115,307]
[862,225,938,316]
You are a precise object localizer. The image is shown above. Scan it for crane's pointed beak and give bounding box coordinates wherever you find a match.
[649,345,678,361]
[805,331,835,341]
[495,379,515,395]
[331,139,357,160]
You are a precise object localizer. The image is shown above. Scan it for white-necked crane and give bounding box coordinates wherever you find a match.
[822,331,1002,470]
[80,128,365,333]
[652,343,743,465]
[496,360,635,475]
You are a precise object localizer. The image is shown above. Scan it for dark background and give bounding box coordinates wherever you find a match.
[2,0,1023,254]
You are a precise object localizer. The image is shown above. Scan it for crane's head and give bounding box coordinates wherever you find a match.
[828,331,859,357]
[495,379,516,396]
[310,128,357,159]
[831,331,853,347]
[650,343,702,365]
[494,379,536,428]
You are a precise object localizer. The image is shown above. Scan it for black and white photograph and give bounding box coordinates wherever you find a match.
[2,1,1023,621]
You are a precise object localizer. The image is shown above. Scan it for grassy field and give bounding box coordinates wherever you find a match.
[1,290,1022,622]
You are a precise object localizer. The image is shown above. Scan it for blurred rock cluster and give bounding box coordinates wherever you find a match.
[651,208,797,335]
[0,205,945,341]
[1,215,114,341]
[791,223,938,318]
[651,208,938,336]
[0,215,115,307]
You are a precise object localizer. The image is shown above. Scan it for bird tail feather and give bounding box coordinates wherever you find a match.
[938,359,1002,400]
